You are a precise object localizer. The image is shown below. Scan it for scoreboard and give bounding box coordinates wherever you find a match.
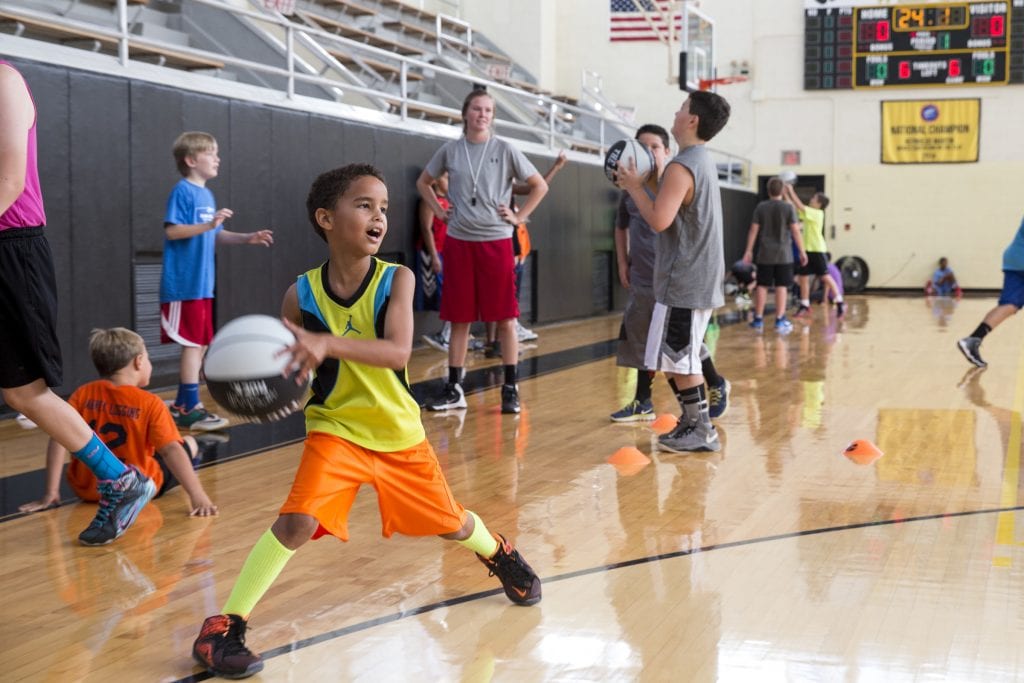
[804,0,1024,89]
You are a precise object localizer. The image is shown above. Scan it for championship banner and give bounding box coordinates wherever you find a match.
[881,99,980,164]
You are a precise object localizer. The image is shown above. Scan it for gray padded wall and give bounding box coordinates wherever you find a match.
[7,57,753,396]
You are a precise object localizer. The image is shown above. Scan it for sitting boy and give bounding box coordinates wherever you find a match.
[925,257,960,297]
[18,327,218,544]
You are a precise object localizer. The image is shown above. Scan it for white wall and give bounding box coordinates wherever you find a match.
[431,0,1023,287]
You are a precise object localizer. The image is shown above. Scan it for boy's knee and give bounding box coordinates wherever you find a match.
[272,513,319,549]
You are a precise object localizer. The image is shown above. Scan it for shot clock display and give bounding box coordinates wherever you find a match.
[804,0,1024,89]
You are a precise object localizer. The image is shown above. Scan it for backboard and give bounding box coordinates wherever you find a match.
[679,3,715,91]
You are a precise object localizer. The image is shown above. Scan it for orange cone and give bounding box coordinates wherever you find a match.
[608,446,651,476]
[650,414,677,435]
[843,439,883,466]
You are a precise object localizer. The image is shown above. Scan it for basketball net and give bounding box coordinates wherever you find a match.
[263,0,296,16]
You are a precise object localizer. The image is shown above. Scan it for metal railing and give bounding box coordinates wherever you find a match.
[2,0,751,182]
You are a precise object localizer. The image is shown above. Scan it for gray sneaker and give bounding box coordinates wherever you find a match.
[957,337,987,368]
[421,331,449,353]
[657,419,721,453]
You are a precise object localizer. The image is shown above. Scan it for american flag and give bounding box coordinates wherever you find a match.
[610,0,682,42]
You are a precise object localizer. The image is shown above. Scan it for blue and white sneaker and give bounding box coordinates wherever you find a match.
[610,399,655,423]
[707,378,731,420]
[78,466,157,546]
[775,317,793,334]
[749,318,764,332]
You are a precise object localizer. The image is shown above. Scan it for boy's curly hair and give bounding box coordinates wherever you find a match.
[306,164,386,242]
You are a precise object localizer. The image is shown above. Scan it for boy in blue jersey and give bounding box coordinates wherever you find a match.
[957,216,1024,368]
[161,132,274,431]
[191,164,541,679]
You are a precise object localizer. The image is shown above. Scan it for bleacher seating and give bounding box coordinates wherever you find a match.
[0,7,224,71]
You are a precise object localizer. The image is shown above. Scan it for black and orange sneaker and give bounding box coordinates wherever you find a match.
[477,534,541,606]
[193,614,263,679]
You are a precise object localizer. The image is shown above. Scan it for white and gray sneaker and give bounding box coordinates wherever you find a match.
[657,418,721,453]
[516,320,538,342]
[427,382,467,411]
[957,337,987,368]
[421,331,449,353]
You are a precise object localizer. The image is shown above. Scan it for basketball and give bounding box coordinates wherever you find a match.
[779,170,798,184]
[604,138,654,184]
[203,315,310,422]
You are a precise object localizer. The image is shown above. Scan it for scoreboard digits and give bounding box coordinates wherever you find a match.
[804,0,1024,89]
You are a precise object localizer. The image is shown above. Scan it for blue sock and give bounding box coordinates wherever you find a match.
[73,434,127,481]
[176,383,200,412]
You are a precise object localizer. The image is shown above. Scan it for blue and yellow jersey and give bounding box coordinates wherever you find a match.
[297,258,425,451]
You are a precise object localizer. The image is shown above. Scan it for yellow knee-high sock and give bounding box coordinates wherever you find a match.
[456,511,500,558]
[222,529,295,618]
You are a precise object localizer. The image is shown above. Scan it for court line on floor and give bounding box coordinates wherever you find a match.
[993,339,1024,563]
[174,502,1024,682]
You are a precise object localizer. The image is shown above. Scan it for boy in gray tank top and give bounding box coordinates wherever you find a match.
[615,91,731,453]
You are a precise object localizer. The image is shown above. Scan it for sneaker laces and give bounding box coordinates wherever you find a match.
[708,386,723,404]
[223,619,255,657]
[89,481,124,528]
[489,546,533,588]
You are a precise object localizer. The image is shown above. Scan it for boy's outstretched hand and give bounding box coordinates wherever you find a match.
[189,496,219,517]
[246,229,274,246]
[18,492,61,513]
[280,318,330,384]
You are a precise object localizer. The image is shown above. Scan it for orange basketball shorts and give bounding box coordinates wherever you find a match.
[280,431,466,541]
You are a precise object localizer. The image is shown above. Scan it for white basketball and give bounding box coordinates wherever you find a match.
[204,315,310,422]
[779,170,798,184]
[604,138,654,184]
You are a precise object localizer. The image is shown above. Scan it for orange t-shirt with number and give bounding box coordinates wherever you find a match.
[66,380,182,501]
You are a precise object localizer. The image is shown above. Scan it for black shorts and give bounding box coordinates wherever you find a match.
[797,252,829,277]
[755,262,795,289]
[0,227,63,389]
[154,439,197,498]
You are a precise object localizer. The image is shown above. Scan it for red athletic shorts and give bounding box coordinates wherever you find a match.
[160,299,214,347]
[280,431,466,541]
[439,236,518,323]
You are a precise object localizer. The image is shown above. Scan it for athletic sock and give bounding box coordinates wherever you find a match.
[701,356,724,387]
[971,322,992,340]
[671,381,710,426]
[176,383,200,412]
[800,299,810,307]
[456,511,500,558]
[504,364,517,386]
[72,433,128,481]
[448,367,464,385]
[634,370,653,403]
[222,529,296,619]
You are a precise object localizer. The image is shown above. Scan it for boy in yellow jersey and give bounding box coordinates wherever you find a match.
[191,164,541,679]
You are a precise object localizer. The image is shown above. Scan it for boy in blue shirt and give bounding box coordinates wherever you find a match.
[161,132,274,430]
[958,217,1024,368]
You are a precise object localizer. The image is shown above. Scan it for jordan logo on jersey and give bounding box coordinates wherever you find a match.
[342,315,362,337]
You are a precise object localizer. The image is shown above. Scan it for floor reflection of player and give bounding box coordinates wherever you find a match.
[31,504,214,679]
[609,456,721,677]
[926,294,957,327]
[748,336,801,480]
[797,314,838,432]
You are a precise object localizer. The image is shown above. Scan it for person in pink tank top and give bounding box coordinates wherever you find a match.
[0,61,159,546]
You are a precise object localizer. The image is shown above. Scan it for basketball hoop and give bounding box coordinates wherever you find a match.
[698,76,748,91]
[263,0,296,16]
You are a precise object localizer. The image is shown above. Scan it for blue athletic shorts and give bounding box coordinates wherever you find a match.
[998,270,1024,308]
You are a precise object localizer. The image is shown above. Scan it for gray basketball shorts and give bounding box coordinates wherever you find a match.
[616,287,655,369]
[644,303,712,375]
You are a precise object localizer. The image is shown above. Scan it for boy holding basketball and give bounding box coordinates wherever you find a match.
[18,328,218,538]
[192,164,542,679]
[615,92,731,453]
[610,124,731,422]
[161,132,274,431]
